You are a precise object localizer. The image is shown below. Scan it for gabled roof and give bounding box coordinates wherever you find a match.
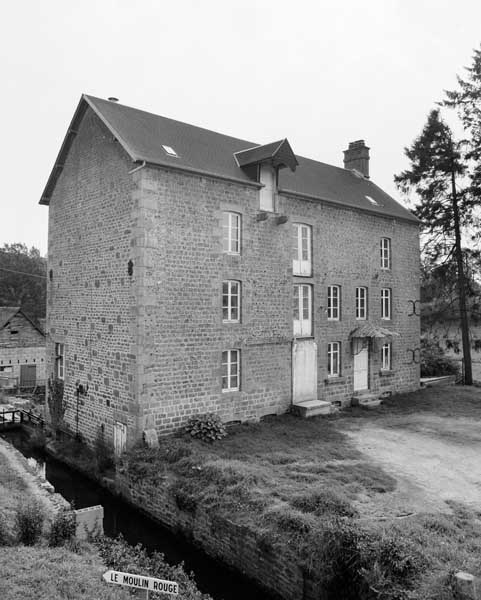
[40,94,418,223]
[0,307,45,336]
[234,139,298,172]
[0,307,20,330]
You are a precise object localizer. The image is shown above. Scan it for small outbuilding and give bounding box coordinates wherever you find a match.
[0,307,46,391]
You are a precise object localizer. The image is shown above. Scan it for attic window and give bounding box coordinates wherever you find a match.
[162,145,178,157]
[365,195,379,206]
[10,330,18,335]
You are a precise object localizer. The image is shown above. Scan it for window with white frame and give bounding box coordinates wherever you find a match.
[381,288,392,320]
[327,342,341,377]
[381,342,392,370]
[327,285,341,320]
[380,238,391,270]
[355,287,368,320]
[55,343,65,380]
[259,165,275,212]
[222,349,240,391]
[293,284,312,336]
[222,212,241,254]
[292,223,312,276]
[222,280,240,322]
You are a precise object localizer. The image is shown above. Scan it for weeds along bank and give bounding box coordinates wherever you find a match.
[113,408,481,600]
[32,391,481,600]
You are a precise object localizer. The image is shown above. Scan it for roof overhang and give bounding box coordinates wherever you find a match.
[349,323,400,339]
[234,138,298,172]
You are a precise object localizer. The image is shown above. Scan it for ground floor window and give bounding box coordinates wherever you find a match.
[381,342,392,370]
[222,349,240,391]
[327,342,341,377]
[0,366,13,373]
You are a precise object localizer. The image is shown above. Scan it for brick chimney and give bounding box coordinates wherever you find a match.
[343,140,370,178]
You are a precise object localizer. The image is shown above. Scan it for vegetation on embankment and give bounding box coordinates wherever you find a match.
[0,435,210,600]
[118,386,481,600]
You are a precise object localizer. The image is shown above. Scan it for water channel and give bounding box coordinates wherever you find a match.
[1,430,279,600]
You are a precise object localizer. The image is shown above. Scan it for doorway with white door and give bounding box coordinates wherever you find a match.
[353,341,369,392]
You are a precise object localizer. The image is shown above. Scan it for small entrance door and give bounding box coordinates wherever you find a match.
[20,364,36,387]
[293,339,318,403]
[353,346,369,391]
[113,421,127,456]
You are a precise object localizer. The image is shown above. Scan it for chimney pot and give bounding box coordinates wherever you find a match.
[343,140,370,178]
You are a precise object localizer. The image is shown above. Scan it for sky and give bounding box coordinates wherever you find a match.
[2,0,481,256]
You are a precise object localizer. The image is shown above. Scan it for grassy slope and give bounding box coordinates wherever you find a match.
[123,386,481,598]
[0,545,134,600]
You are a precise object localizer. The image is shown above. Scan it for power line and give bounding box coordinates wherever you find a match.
[0,266,47,280]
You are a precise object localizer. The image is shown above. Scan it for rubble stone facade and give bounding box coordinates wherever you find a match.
[46,106,420,445]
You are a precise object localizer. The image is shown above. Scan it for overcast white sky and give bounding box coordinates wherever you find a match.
[2,0,481,255]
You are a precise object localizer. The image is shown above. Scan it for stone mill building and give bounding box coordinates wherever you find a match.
[40,95,420,451]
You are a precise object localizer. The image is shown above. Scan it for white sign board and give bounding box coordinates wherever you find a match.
[103,570,179,596]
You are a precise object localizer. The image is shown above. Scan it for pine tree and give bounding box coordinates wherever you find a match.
[395,109,474,384]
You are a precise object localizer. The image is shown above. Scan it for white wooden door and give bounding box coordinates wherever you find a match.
[113,421,127,456]
[293,339,318,402]
[353,346,369,391]
[293,284,312,337]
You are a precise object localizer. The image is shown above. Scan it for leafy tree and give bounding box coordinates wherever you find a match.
[0,243,46,324]
[395,109,475,384]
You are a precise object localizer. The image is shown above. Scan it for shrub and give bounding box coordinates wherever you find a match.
[185,413,227,443]
[0,513,12,546]
[27,428,47,451]
[421,337,460,377]
[15,500,45,545]
[94,428,115,473]
[97,535,213,600]
[48,508,76,547]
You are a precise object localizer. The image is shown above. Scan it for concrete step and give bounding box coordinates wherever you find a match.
[351,392,382,409]
[292,400,333,418]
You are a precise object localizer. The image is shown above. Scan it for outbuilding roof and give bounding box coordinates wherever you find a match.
[0,306,45,336]
[0,307,20,330]
[40,95,418,223]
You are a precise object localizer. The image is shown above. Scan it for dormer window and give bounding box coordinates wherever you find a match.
[161,145,178,157]
[259,165,276,212]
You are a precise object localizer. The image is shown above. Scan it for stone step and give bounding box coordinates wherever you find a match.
[292,400,333,418]
[351,393,382,409]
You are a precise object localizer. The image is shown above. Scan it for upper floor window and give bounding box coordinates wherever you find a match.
[293,284,312,337]
[222,212,241,254]
[292,223,312,276]
[381,343,392,370]
[222,349,240,392]
[355,287,368,320]
[327,342,341,377]
[222,280,240,322]
[259,165,275,212]
[55,342,65,380]
[380,238,391,270]
[327,285,341,320]
[381,288,392,320]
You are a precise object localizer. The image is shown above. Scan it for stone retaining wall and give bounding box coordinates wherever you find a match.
[116,472,320,600]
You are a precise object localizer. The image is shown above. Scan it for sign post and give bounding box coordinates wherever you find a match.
[102,570,179,596]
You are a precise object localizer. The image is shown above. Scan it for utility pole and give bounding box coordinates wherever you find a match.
[450,143,473,384]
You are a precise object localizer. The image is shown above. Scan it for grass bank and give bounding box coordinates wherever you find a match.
[120,385,481,599]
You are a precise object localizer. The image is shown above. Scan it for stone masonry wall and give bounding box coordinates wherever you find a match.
[46,107,141,444]
[0,313,46,384]
[116,472,318,600]
[136,165,420,434]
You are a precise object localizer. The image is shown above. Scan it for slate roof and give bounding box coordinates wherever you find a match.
[40,95,418,224]
[0,306,45,336]
[0,307,20,330]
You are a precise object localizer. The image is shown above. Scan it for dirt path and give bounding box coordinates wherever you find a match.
[340,414,481,515]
